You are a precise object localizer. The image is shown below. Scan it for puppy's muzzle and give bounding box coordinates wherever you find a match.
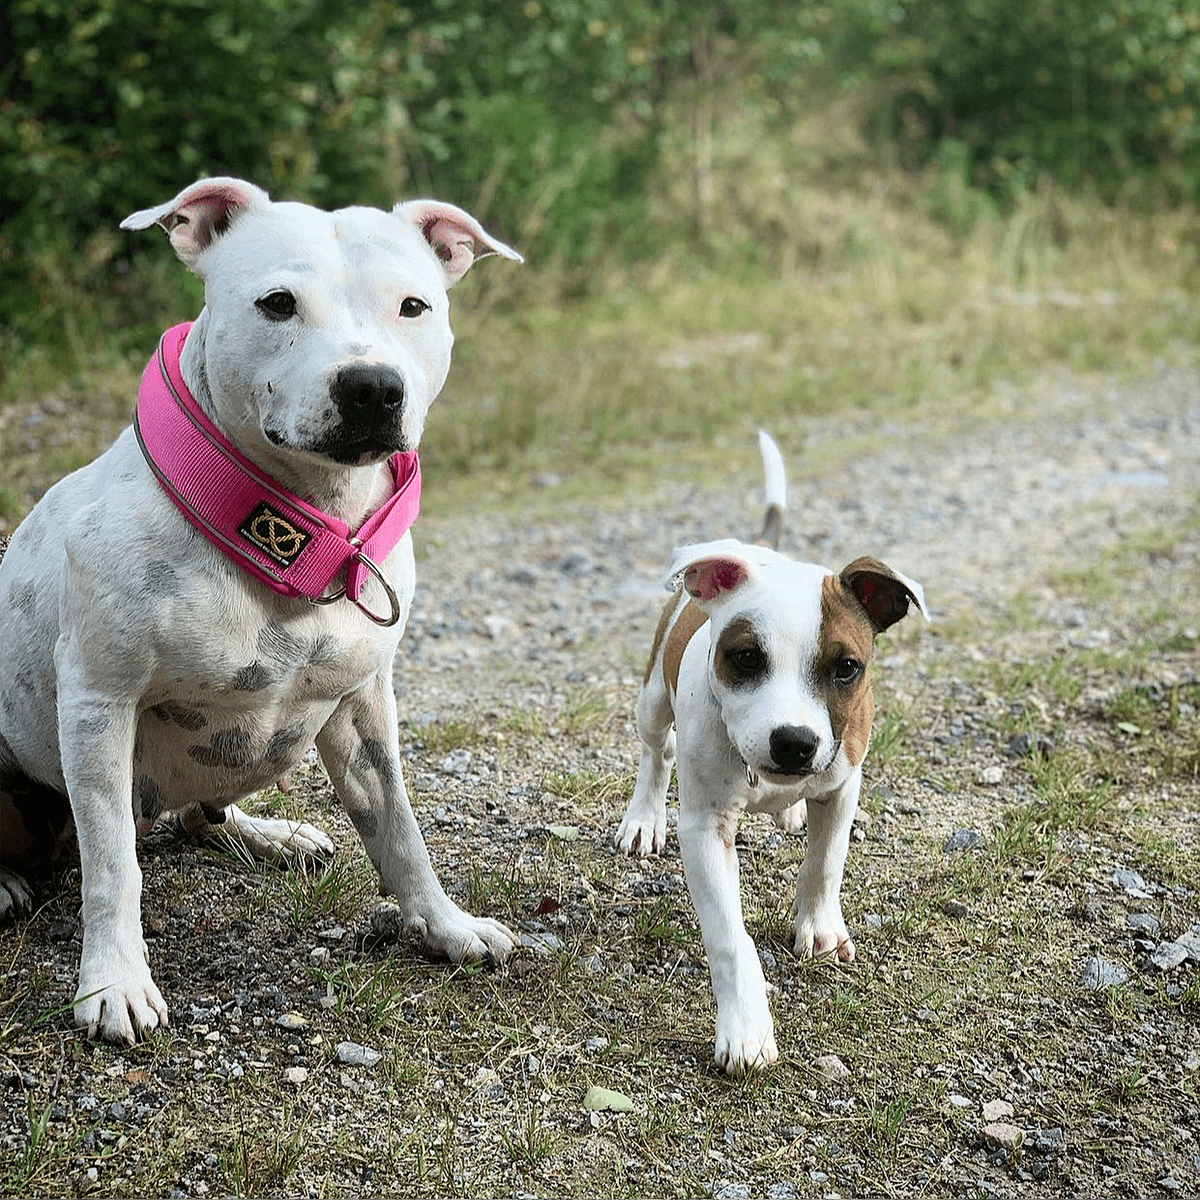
[768,724,820,774]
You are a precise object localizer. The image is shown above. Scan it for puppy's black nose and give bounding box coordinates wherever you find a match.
[769,724,820,773]
[331,364,405,416]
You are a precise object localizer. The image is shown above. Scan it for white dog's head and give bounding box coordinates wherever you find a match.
[668,540,928,787]
[122,177,521,469]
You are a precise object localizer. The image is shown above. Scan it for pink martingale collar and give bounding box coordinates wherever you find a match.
[134,322,420,626]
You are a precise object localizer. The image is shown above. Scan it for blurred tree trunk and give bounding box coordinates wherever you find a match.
[690,26,714,239]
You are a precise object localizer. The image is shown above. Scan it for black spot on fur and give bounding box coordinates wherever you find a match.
[188,727,254,770]
[7,580,36,618]
[307,634,341,665]
[232,662,272,692]
[346,804,379,839]
[354,737,398,786]
[143,560,181,597]
[135,775,164,824]
[15,666,37,693]
[258,622,307,667]
[76,713,110,738]
[265,721,307,765]
[149,701,208,731]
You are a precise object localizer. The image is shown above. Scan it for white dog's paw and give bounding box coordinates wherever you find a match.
[0,866,34,919]
[180,803,335,863]
[772,799,807,835]
[714,1002,779,1075]
[383,896,518,964]
[615,806,667,857]
[75,949,169,1045]
[791,895,856,962]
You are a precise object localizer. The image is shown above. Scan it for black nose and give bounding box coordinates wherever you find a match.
[769,724,820,773]
[331,364,405,417]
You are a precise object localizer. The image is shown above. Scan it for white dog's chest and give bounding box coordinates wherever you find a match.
[130,597,396,806]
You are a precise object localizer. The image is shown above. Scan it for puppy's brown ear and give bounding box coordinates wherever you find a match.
[841,558,929,633]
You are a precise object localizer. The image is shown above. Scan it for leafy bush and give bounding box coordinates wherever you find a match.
[819,0,1200,203]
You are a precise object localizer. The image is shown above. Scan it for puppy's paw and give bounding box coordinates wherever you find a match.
[614,807,667,857]
[75,951,169,1045]
[714,1004,778,1075]
[0,867,34,920]
[384,897,519,965]
[772,799,807,835]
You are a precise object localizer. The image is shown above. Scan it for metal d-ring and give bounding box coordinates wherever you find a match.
[349,550,400,627]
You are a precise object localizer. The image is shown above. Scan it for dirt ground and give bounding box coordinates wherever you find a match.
[2,361,1198,1198]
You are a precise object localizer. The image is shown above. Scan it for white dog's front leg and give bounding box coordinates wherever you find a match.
[677,797,777,1074]
[791,769,860,961]
[58,692,168,1044]
[316,679,517,963]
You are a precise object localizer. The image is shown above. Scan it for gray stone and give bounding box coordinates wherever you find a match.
[1125,913,1160,935]
[1112,868,1153,897]
[1028,1127,1065,1154]
[809,1053,851,1085]
[336,1041,382,1067]
[943,828,983,853]
[1151,940,1189,971]
[1081,956,1128,989]
[712,1184,751,1199]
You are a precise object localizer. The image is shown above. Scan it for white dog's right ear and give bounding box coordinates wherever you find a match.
[121,177,270,269]
[393,199,523,287]
[666,539,756,606]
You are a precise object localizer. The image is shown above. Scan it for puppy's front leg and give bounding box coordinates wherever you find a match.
[316,678,517,962]
[615,674,676,857]
[677,775,777,1074]
[57,690,168,1044]
[791,768,860,961]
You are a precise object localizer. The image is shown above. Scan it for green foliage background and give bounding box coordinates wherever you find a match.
[1,0,1197,370]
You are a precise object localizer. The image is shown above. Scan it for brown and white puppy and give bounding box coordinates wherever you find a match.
[616,432,928,1074]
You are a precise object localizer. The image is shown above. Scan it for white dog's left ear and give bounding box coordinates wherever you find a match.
[394,200,523,286]
[841,557,930,631]
[667,540,756,606]
[121,176,271,269]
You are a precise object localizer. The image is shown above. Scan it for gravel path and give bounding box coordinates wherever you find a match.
[3,361,1198,1198]
[397,364,1200,724]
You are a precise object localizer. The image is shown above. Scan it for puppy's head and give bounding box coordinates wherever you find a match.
[122,178,521,468]
[669,541,928,787]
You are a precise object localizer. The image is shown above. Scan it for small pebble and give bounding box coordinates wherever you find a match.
[943,829,983,853]
[336,1041,382,1067]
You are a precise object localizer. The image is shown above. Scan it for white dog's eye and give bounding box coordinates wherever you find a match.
[399,297,430,319]
[832,657,863,684]
[256,290,297,321]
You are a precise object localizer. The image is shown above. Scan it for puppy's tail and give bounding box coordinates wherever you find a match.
[754,430,787,549]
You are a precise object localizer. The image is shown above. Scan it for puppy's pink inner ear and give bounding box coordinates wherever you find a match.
[683,558,749,603]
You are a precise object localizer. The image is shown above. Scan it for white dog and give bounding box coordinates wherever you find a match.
[0,177,521,1044]
[616,432,928,1073]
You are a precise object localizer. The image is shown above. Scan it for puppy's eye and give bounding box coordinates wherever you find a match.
[727,645,767,678]
[256,290,297,321]
[832,657,863,684]
[399,297,430,319]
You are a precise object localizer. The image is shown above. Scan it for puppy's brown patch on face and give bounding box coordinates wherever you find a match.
[818,574,877,766]
[713,617,769,690]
